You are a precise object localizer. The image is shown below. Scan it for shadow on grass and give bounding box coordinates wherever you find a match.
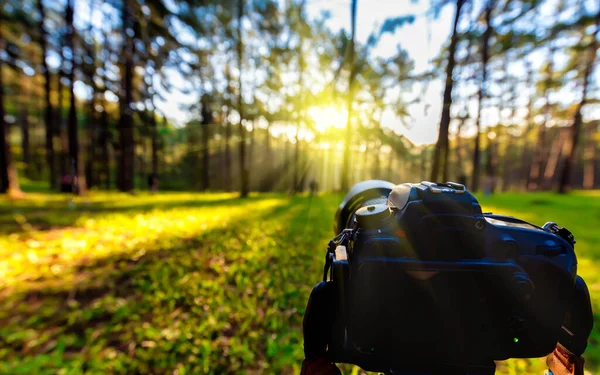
[0,194,285,235]
[0,194,336,374]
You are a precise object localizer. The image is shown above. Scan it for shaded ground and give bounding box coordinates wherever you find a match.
[0,191,598,374]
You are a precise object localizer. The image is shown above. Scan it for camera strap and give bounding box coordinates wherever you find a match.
[323,231,350,282]
[547,343,585,375]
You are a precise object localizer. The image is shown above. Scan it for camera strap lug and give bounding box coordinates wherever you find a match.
[547,343,585,375]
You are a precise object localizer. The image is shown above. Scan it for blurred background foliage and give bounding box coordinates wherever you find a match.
[0,0,598,196]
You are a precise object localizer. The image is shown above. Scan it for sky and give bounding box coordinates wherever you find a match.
[148,0,455,146]
[63,0,599,146]
[306,0,455,145]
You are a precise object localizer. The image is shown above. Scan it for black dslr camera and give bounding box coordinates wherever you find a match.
[304,181,593,375]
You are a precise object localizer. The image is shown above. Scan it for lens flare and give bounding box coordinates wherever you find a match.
[308,105,348,132]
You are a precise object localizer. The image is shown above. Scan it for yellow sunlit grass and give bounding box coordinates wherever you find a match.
[308,105,348,132]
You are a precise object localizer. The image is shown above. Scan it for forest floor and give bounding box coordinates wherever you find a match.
[0,191,598,375]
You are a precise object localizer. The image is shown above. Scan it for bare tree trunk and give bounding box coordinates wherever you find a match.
[455,109,468,179]
[65,0,86,195]
[294,125,300,191]
[373,141,381,180]
[543,131,566,185]
[583,123,596,189]
[293,4,305,193]
[150,112,158,176]
[501,135,512,192]
[201,97,211,191]
[99,104,110,189]
[37,0,56,190]
[341,0,357,192]
[265,121,271,169]
[98,26,111,190]
[387,149,395,182]
[284,138,291,191]
[529,49,556,190]
[237,0,249,197]
[0,27,21,195]
[485,129,497,194]
[86,99,96,188]
[471,1,494,192]
[58,61,68,180]
[421,147,428,180]
[84,0,96,189]
[363,141,370,180]
[522,60,535,190]
[118,0,135,192]
[20,99,30,169]
[558,9,599,193]
[224,108,232,191]
[431,0,465,182]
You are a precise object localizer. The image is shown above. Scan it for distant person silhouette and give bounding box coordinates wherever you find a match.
[148,173,159,193]
[309,179,319,196]
[60,173,73,193]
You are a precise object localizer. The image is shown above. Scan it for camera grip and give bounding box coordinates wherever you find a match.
[303,281,336,360]
[547,276,593,375]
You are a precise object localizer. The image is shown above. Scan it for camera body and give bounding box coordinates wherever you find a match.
[323,181,585,373]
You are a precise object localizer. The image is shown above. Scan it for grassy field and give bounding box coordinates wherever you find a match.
[0,191,598,375]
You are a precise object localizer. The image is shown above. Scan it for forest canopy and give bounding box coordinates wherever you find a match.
[0,0,599,196]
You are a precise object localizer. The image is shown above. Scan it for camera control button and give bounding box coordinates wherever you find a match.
[536,240,565,257]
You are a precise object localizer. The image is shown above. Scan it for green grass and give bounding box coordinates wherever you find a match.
[0,191,598,374]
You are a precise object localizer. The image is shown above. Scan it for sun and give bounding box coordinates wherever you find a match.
[308,105,348,133]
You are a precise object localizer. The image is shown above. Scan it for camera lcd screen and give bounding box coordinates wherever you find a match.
[485,217,539,231]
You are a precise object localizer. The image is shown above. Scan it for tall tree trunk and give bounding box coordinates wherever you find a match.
[99,30,111,190]
[421,147,428,180]
[223,63,233,191]
[66,0,86,195]
[293,3,305,193]
[118,0,135,192]
[99,103,110,189]
[373,113,382,179]
[86,95,96,188]
[361,141,369,180]
[583,123,596,189]
[430,0,465,182]
[0,28,21,195]
[387,149,395,181]
[558,9,599,193]
[284,138,291,191]
[294,125,300,191]
[341,0,357,192]
[528,48,556,190]
[265,122,271,167]
[224,107,232,191]
[237,0,249,197]
[455,109,468,179]
[522,60,535,190]
[485,129,496,194]
[471,1,493,192]
[150,111,158,176]
[58,61,68,179]
[20,92,30,170]
[18,64,31,177]
[501,135,512,191]
[188,125,200,189]
[201,97,211,191]
[373,141,381,180]
[37,0,56,190]
[84,0,96,189]
[544,131,566,183]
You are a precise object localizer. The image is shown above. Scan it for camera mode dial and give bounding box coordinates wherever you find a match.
[355,204,392,229]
